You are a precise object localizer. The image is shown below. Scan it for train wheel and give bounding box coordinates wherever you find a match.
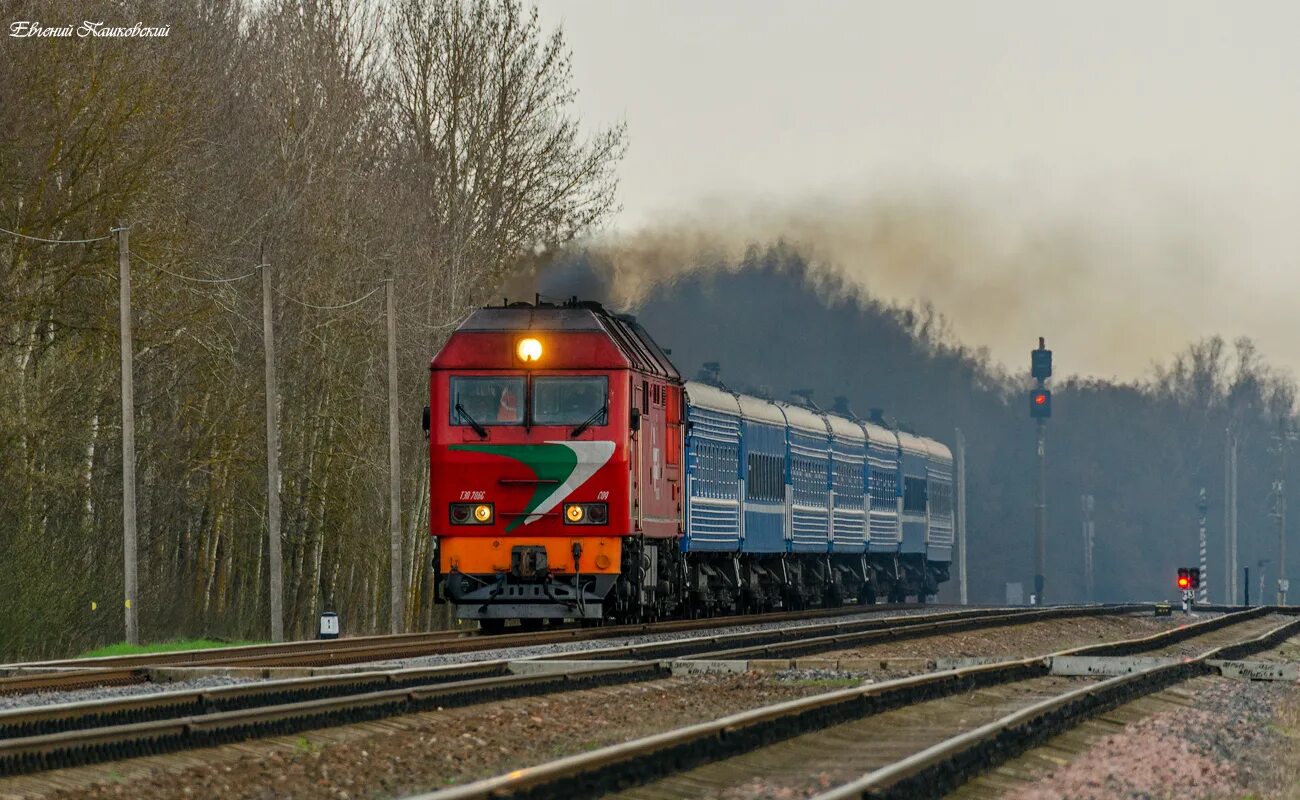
[520,618,544,632]
[479,618,506,635]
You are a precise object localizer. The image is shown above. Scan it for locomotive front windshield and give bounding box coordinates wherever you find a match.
[449,376,524,426]
[532,376,608,426]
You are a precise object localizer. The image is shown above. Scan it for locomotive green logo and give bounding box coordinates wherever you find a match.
[448,441,615,531]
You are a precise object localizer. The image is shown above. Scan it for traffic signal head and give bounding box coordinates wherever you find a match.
[1030,389,1052,418]
[1177,567,1190,590]
[1188,568,1200,590]
[1031,346,1053,380]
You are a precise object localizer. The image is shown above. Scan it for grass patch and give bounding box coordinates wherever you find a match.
[78,638,261,659]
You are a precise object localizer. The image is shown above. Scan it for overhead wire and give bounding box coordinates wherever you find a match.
[276,284,383,310]
[0,226,114,244]
[131,251,260,284]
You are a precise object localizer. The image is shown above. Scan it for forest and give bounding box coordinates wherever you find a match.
[0,0,624,658]
[3,0,1297,661]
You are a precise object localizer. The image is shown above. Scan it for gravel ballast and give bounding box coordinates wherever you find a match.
[0,675,256,712]
[802,612,1193,671]
[359,605,968,669]
[994,676,1298,800]
[1,672,837,800]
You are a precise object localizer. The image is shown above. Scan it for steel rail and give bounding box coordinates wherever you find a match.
[0,602,942,682]
[0,605,1143,776]
[818,613,1300,800]
[0,661,668,778]
[0,605,1073,740]
[403,608,1279,800]
[527,604,1148,663]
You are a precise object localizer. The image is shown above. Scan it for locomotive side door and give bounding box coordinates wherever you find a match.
[630,375,645,532]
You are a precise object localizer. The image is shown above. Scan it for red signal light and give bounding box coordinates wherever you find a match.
[1177,576,1190,589]
[1033,393,1047,405]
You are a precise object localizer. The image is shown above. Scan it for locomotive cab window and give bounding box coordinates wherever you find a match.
[449,376,524,426]
[533,376,609,426]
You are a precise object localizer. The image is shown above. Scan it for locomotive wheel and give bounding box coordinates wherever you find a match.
[520,618,545,632]
[479,618,507,635]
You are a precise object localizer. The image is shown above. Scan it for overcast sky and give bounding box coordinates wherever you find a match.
[535,0,1300,381]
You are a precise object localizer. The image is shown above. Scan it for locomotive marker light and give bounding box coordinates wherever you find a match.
[517,337,543,363]
[473,504,493,523]
[566,504,586,523]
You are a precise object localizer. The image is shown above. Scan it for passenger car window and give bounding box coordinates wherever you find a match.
[449,376,525,426]
[533,376,609,426]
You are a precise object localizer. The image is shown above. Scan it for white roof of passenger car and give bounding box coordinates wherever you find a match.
[825,413,866,441]
[684,381,742,415]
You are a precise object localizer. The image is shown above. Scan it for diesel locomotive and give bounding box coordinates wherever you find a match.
[427,299,953,629]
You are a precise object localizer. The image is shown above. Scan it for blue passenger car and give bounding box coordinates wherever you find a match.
[782,402,832,553]
[827,415,867,553]
[682,381,743,552]
[682,380,950,606]
[736,394,788,553]
[864,421,901,553]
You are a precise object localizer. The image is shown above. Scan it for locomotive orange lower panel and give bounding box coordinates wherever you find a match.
[439,535,622,575]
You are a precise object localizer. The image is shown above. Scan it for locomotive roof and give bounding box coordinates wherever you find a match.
[459,301,679,379]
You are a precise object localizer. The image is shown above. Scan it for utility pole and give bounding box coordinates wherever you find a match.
[1197,488,1208,605]
[261,260,284,642]
[115,222,139,645]
[955,428,968,605]
[1082,494,1095,603]
[1274,415,1294,605]
[1225,429,1238,604]
[386,278,405,633]
[1029,338,1052,604]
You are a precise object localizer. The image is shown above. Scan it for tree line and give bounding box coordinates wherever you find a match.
[0,0,624,659]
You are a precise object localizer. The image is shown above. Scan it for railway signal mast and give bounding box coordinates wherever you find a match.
[1029,338,1052,604]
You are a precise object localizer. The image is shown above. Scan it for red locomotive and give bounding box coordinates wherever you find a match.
[428,299,682,630]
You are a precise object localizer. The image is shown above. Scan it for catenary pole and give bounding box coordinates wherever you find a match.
[115,222,139,645]
[386,278,405,633]
[262,261,284,642]
[955,428,967,605]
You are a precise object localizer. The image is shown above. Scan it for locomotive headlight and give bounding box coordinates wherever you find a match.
[565,504,585,523]
[473,504,493,523]
[517,337,543,363]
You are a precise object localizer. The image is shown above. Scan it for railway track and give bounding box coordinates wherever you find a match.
[0,602,939,696]
[0,604,1140,779]
[403,607,1295,800]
